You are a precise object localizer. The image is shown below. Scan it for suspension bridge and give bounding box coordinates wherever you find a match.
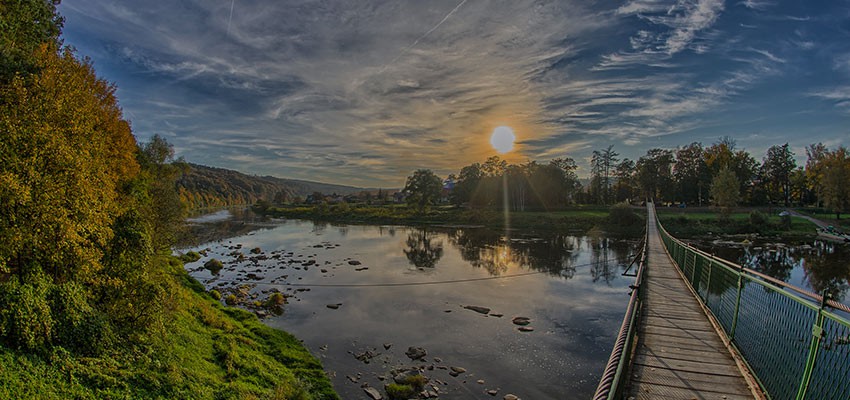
[594,202,850,400]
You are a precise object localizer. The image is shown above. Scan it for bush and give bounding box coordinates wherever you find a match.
[749,210,768,227]
[0,274,53,350]
[608,203,642,227]
[265,293,286,307]
[385,383,415,400]
[209,290,222,301]
[225,295,238,306]
[179,251,201,263]
[401,374,428,391]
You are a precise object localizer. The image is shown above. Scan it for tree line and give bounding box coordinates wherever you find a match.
[402,137,850,219]
[0,0,183,354]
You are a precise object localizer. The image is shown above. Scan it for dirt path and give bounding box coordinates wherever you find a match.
[785,209,830,228]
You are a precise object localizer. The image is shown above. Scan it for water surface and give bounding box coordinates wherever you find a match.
[692,238,850,308]
[182,212,640,399]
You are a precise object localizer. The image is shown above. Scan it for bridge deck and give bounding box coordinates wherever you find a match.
[626,205,757,400]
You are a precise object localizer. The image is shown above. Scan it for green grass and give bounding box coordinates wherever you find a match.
[793,207,850,230]
[656,207,818,240]
[0,257,338,400]
[258,204,643,236]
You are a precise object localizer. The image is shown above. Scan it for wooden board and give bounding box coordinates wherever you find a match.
[625,204,757,399]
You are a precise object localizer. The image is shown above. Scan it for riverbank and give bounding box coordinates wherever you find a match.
[254,203,646,237]
[655,207,819,241]
[0,256,337,400]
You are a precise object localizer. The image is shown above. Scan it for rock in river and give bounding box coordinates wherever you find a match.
[512,317,531,326]
[464,305,491,314]
[363,386,383,400]
[405,346,427,360]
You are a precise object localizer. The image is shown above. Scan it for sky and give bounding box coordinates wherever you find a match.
[59,0,850,187]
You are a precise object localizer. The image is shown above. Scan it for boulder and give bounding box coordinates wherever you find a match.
[405,346,427,360]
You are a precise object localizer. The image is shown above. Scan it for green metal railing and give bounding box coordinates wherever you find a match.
[658,220,850,400]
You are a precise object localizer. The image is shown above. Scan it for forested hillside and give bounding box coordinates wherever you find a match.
[178,163,368,209]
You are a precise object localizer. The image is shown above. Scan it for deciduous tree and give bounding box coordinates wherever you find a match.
[403,169,443,212]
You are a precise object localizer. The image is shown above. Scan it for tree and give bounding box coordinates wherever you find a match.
[612,159,637,203]
[704,137,759,204]
[673,142,709,206]
[137,134,187,251]
[0,45,139,281]
[589,145,619,205]
[452,162,483,206]
[403,169,443,212]
[710,167,741,220]
[816,147,850,219]
[636,149,674,202]
[761,143,796,206]
[0,0,65,82]
[806,143,828,206]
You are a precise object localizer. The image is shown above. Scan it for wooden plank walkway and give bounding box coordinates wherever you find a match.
[626,204,759,400]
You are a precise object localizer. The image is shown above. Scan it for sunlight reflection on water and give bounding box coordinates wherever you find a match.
[182,215,640,399]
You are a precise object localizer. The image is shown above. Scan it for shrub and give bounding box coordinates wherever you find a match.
[209,290,222,301]
[608,202,642,227]
[0,274,53,350]
[265,293,286,307]
[225,294,238,306]
[179,251,201,263]
[385,383,416,400]
[401,374,428,391]
[749,210,768,227]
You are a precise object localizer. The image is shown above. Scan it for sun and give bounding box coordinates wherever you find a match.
[490,126,516,154]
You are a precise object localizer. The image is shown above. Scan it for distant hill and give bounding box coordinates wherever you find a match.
[177,163,376,209]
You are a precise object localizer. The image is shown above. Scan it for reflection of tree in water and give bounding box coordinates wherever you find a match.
[802,242,850,303]
[178,208,273,247]
[738,246,798,283]
[701,240,850,304]
[588,235,614,284]
[311,220,328,235]
[447,229,582,278]
[404,229,444,269]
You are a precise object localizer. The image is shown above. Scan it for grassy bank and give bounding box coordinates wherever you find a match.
[256,203,645,236]
[0,257,337,400]
[656,207,819,241]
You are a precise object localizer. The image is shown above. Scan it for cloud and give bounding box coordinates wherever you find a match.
[601,0,726,72]
[58,0,850,185]
[809,87,850,113]
[738,0,774,11]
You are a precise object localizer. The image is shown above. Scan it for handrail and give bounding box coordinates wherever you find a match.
[656,221,850,315]
[592,208,649,400]
[655,212,850,400]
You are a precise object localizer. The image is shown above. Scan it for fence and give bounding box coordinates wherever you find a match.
[592,227,647,400]
[658,221,850,400]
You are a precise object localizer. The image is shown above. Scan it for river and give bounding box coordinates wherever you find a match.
[179,209,640,399]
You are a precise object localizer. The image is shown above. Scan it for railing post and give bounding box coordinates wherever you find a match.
[795,292,829,400]
[704,255,712,302]
[729,263,744,341]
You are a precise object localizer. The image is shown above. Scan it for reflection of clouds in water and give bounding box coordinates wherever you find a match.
[445,229,635,278]
[187,219,642,399]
